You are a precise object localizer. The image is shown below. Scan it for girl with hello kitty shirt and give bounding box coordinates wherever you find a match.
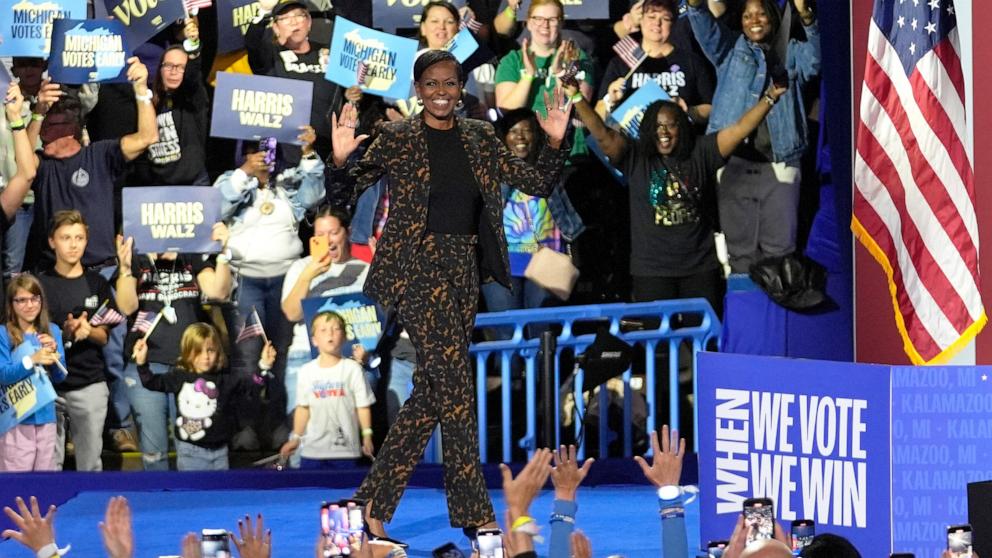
[133,322,275,470]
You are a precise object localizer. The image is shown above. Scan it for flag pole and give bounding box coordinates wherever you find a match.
[254,306,269,345]
[141,312,166,343]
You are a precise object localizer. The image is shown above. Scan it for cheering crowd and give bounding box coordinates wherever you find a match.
[0,0,820,472]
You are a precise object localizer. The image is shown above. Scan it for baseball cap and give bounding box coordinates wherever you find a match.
[273,0,309,17]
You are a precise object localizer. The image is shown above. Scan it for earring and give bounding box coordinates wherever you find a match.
[456,99,465,110]
[416,98,424,107]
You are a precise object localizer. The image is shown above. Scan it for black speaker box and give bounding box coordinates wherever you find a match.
[967,480,992,557]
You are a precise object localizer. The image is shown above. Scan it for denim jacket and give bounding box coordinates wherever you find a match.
[215,158,325,223]
[348,177,585,245]
[688,5,820,164]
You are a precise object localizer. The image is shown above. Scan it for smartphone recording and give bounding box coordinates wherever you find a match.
[743,498,774,547]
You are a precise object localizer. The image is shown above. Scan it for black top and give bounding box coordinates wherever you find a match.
[598,47,715,109]
[620,134,726,277]
[39,270,115,391]
[425,125,482,235]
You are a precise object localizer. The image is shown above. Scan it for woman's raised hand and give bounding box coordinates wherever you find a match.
[537,87,573,148]
[331,103,370,168]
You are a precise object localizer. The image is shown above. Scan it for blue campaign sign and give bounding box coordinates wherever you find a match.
[210,72,314,144]
[0,0,86,57]
[325,17,418,100]
[47,19,130,84]
[696,352,892,558]
[889,366,992,558]
[606,81,670,140]
[121,186,223,254]
[0,341,57,436]
[103,0,186,48]
[215,0,259,54]
[445,27,478,64]
[372,0,467,33]
[301,294,385,359]
[510,0,608,21]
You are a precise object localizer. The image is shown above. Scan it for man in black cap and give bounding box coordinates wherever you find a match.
[247,0,341,161]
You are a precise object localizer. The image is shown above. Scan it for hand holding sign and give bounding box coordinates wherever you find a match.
[4,83,25,123]
[298,125,317,158]
[330,103,369,168]
[125,56,149,94]
[33,81,63,117]
[115,234,134,271]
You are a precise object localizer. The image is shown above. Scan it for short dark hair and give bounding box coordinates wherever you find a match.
[799,534,862,558]
[49,209,88,238]
[413,49,464,83]
[637,100,695,161]
[642,0,678,16]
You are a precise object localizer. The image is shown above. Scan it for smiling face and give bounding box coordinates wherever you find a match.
[654,106,681,156]
[641,5,675,45]
[504,118,537,160]
[314,214,350,264]
[273,7,311,50]
[160,48,188,92]
[527,3,563,50]
[11,288,42,326]
[48,223,88,268]
[414,60,462,128]
[310,314,347,357]
[420,5,458,49]
[742,0,774,44]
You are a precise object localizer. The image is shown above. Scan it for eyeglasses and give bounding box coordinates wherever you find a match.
[275,12,308,23]
[161,63,186,73]
[529,15,562,27]
[12,295,41,306]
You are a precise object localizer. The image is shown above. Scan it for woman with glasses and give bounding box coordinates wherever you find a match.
[0,274,67,471]
[129,21,209,186]
[494,0,594,132]
[561,76,786,315]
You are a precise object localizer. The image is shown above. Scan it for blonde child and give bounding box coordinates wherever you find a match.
[134,322,275,470]
[279,311,375,469]
[0,275,67,471]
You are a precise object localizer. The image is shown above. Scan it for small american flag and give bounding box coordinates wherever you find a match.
[131,311,158,334]
[90,301,126,327]
[612,36,646,70]
[184,0,212,11]
[236,307,266,344]
[356,61,367,86]
[460,14,482,33]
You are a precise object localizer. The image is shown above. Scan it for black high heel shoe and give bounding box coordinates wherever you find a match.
[363,522,409,549]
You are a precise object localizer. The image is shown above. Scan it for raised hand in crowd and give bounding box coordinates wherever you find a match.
[133,338,149,365]
[240,151,270,179]
[345,86,364,105]
[519,38,538,80]
[126,56,150,92]
[635,425,686,488]
[1,496,59,556]
[65,311,93,343]
[330,103,370,168]
[550,444,594,502]
[31,79,64,119]
[181,532,202,558]
[570,531,592,558]
[299,124,318,158]
[258,0,278,11]
[212,222,230,251]
[549,39,578,78]
[260,340,277,372]
[4,83,24,120]
[183,18,200,46]
[231,514,271,558]
[116,235,135,272]
[501,449,554,555]
[535,87,574,149]
[615,0,645,38]
[99,496,134,558]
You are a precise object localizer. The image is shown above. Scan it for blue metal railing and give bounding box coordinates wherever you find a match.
[468,299,721,463]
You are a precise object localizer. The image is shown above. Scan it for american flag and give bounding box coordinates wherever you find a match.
[460,14,482,33]
[184,0,212,12]
[236,307,266,344]
[131,311,158,335]
[853,0,985,364]
[89,301,126,327]
[612,36,645,70]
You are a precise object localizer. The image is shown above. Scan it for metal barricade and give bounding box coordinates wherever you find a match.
[469,299,721,463]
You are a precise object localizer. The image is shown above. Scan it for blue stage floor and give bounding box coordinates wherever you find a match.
[0,486,701,558]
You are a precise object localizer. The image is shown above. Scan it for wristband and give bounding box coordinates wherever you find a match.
[135,90,153,104]
[31,113,45,122]
[762,94,776,107]
[361,427,373,437]
[549,512,575,524]
[9,118,26,130]
[36,542,71,558]
[659,504,685,519]
[510,518,543,543]
[520,70,534,81]
[503,5,517,18]
[568,92,584,104]
[289,432,302,442]
[511,515,535,530]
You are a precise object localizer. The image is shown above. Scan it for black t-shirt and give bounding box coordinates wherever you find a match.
[598,47,715,108]
[620,134,725,277]
[28,141,125,270]
[425,125,481,235]
[122,254,213,365]
[39,269,114,391]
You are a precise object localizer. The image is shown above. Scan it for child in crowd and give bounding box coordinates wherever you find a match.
[279,311,374,469]
[0,274,67,471]
[134,322,275,470]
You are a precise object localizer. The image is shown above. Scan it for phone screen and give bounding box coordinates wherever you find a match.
[477,529,504,558]
[948,526,973,558]
[706,540,728,558]
[791,521,815,551]
[743,499,774,546]
[320,504,352,557]
[200,530,231,558]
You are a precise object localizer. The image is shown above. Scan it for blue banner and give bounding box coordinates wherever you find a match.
[210,72,314,144]
[301,294,385,359]
[605,81,669,140]
[509,0,608,21]
[372,0,467,33]
[0,0,86,57]
[103,0,186,48]
[445,27,478,64]
[697,353,892,558]
[47,19,130,84]
[0,341,57,436]
[215,0,259,54]
[325,17,418,100]
[889,366,992,558]
[121,186,223,254]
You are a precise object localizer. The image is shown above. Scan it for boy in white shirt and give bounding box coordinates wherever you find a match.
[279,311,375,468]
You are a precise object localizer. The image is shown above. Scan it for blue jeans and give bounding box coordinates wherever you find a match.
[481,277,552,340]
[176,440,229,470]
[97,264,132,430]
[3,204,33,277]
[385,356,415,425]
[125,361,175,470]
